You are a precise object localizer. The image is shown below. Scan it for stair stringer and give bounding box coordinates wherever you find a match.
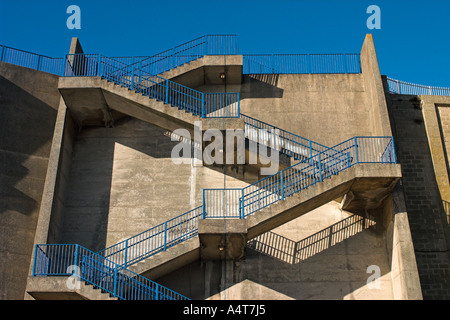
[198,163,401,260]
[26,276,118,300]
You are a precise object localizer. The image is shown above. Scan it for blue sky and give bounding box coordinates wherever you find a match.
[0,0,449,87]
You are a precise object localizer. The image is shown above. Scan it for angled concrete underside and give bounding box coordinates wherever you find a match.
[17,35,423,300]
[26,276,117,300]
[198,163,402,260]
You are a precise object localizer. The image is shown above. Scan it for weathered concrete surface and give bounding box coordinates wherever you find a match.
[156,202,397,300]
[196,164,401,261]
[0,62,59,299]
[247,163,401,239]
[385,91,449,299]
[360,34,393,137]
[26,276,117,300]
[129,237,200,280]
[199,219,248,260]
[158,55,243,87]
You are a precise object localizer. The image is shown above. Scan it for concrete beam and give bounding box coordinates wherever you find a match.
[26,276,117,300]
[160,55,243,86]
[199,219,248,260]
[197,163,401,260]
[360,34,393,137]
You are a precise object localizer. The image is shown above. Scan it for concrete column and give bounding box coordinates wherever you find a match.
[360,34,393,136]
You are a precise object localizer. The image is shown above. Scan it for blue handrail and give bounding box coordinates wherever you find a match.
[0,44,65,75]
[242,114,346,161]
[387,77,450,96]
[94,136,396,270]
[203,136,396,218]
[243,53,361,74]
[32,243,190,300]
[98,206,202,268]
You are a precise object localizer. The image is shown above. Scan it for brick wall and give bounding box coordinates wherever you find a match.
[387,94,450,299]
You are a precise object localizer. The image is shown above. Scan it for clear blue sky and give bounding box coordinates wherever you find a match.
[0,0,449,87]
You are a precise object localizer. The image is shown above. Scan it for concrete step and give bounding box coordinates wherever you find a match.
[26,276,118,300]
[127,236,200,280]
[198,163,402,260]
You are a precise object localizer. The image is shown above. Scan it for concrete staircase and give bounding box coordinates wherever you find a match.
[101,162,400,272]
[26,276,118,300]
[27,36,400,299]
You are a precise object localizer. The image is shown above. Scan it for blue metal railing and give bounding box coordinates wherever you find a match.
[95,137,395,269]
[242,114,347,161]
[203,136,396,218]
[98,206,202,268]
[387,77,450,96]
[63,53,241,118]
[139,34,238,75]
[0,45,65,75]
[243,53,361,74]
[32,244,189,300]
[94,35,238,78]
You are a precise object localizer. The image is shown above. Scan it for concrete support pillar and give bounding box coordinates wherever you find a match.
[360,34,393,137]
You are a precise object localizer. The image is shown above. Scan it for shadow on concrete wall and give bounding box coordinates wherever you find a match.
[240,74,283,99]
[60,116,181,252]
[155,214,391,300]
[247,214,375,264]
[0,75,58,299]
[0,77,57,217]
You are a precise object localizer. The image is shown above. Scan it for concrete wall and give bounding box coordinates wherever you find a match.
[156,202,398,300]
[0,62,60,299]
[51,116,253,251]
[385,92,450,299]
[17,34,425,300]
[239,73,371,147]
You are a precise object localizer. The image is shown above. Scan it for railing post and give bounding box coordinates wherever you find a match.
[391,136,397,164]
[237,93,241,117]
[171,48,175,69]
[318,153,323,182]
[280,172,285,200]
[271,54,274,74]
[164,221,168,251]
[32,244,38,276]
[240,189,245,219]
[124,239,128,268]
[344,54,348,73]
[309,140,313,165]
[62,55,68,77]
[307,54,311,74]
[0,45,4,62]
[74,244,79,272]
[138,60,142,88]
[202,93,205,118]
[202,189,206,219]
[130,57,135,91]
[165,80,169,104]
[36,55,41,71]
[113,264,118,297]
[396,80,401,94]
[354,137,359,164]
[155,283,160,300]
[96,54,101,77]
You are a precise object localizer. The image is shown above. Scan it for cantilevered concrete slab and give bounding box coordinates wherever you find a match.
[199,163,402,260]
[26,276,118,300]
[58,76,200,134]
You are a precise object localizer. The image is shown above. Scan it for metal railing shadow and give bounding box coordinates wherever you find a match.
[247,214,375,264]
